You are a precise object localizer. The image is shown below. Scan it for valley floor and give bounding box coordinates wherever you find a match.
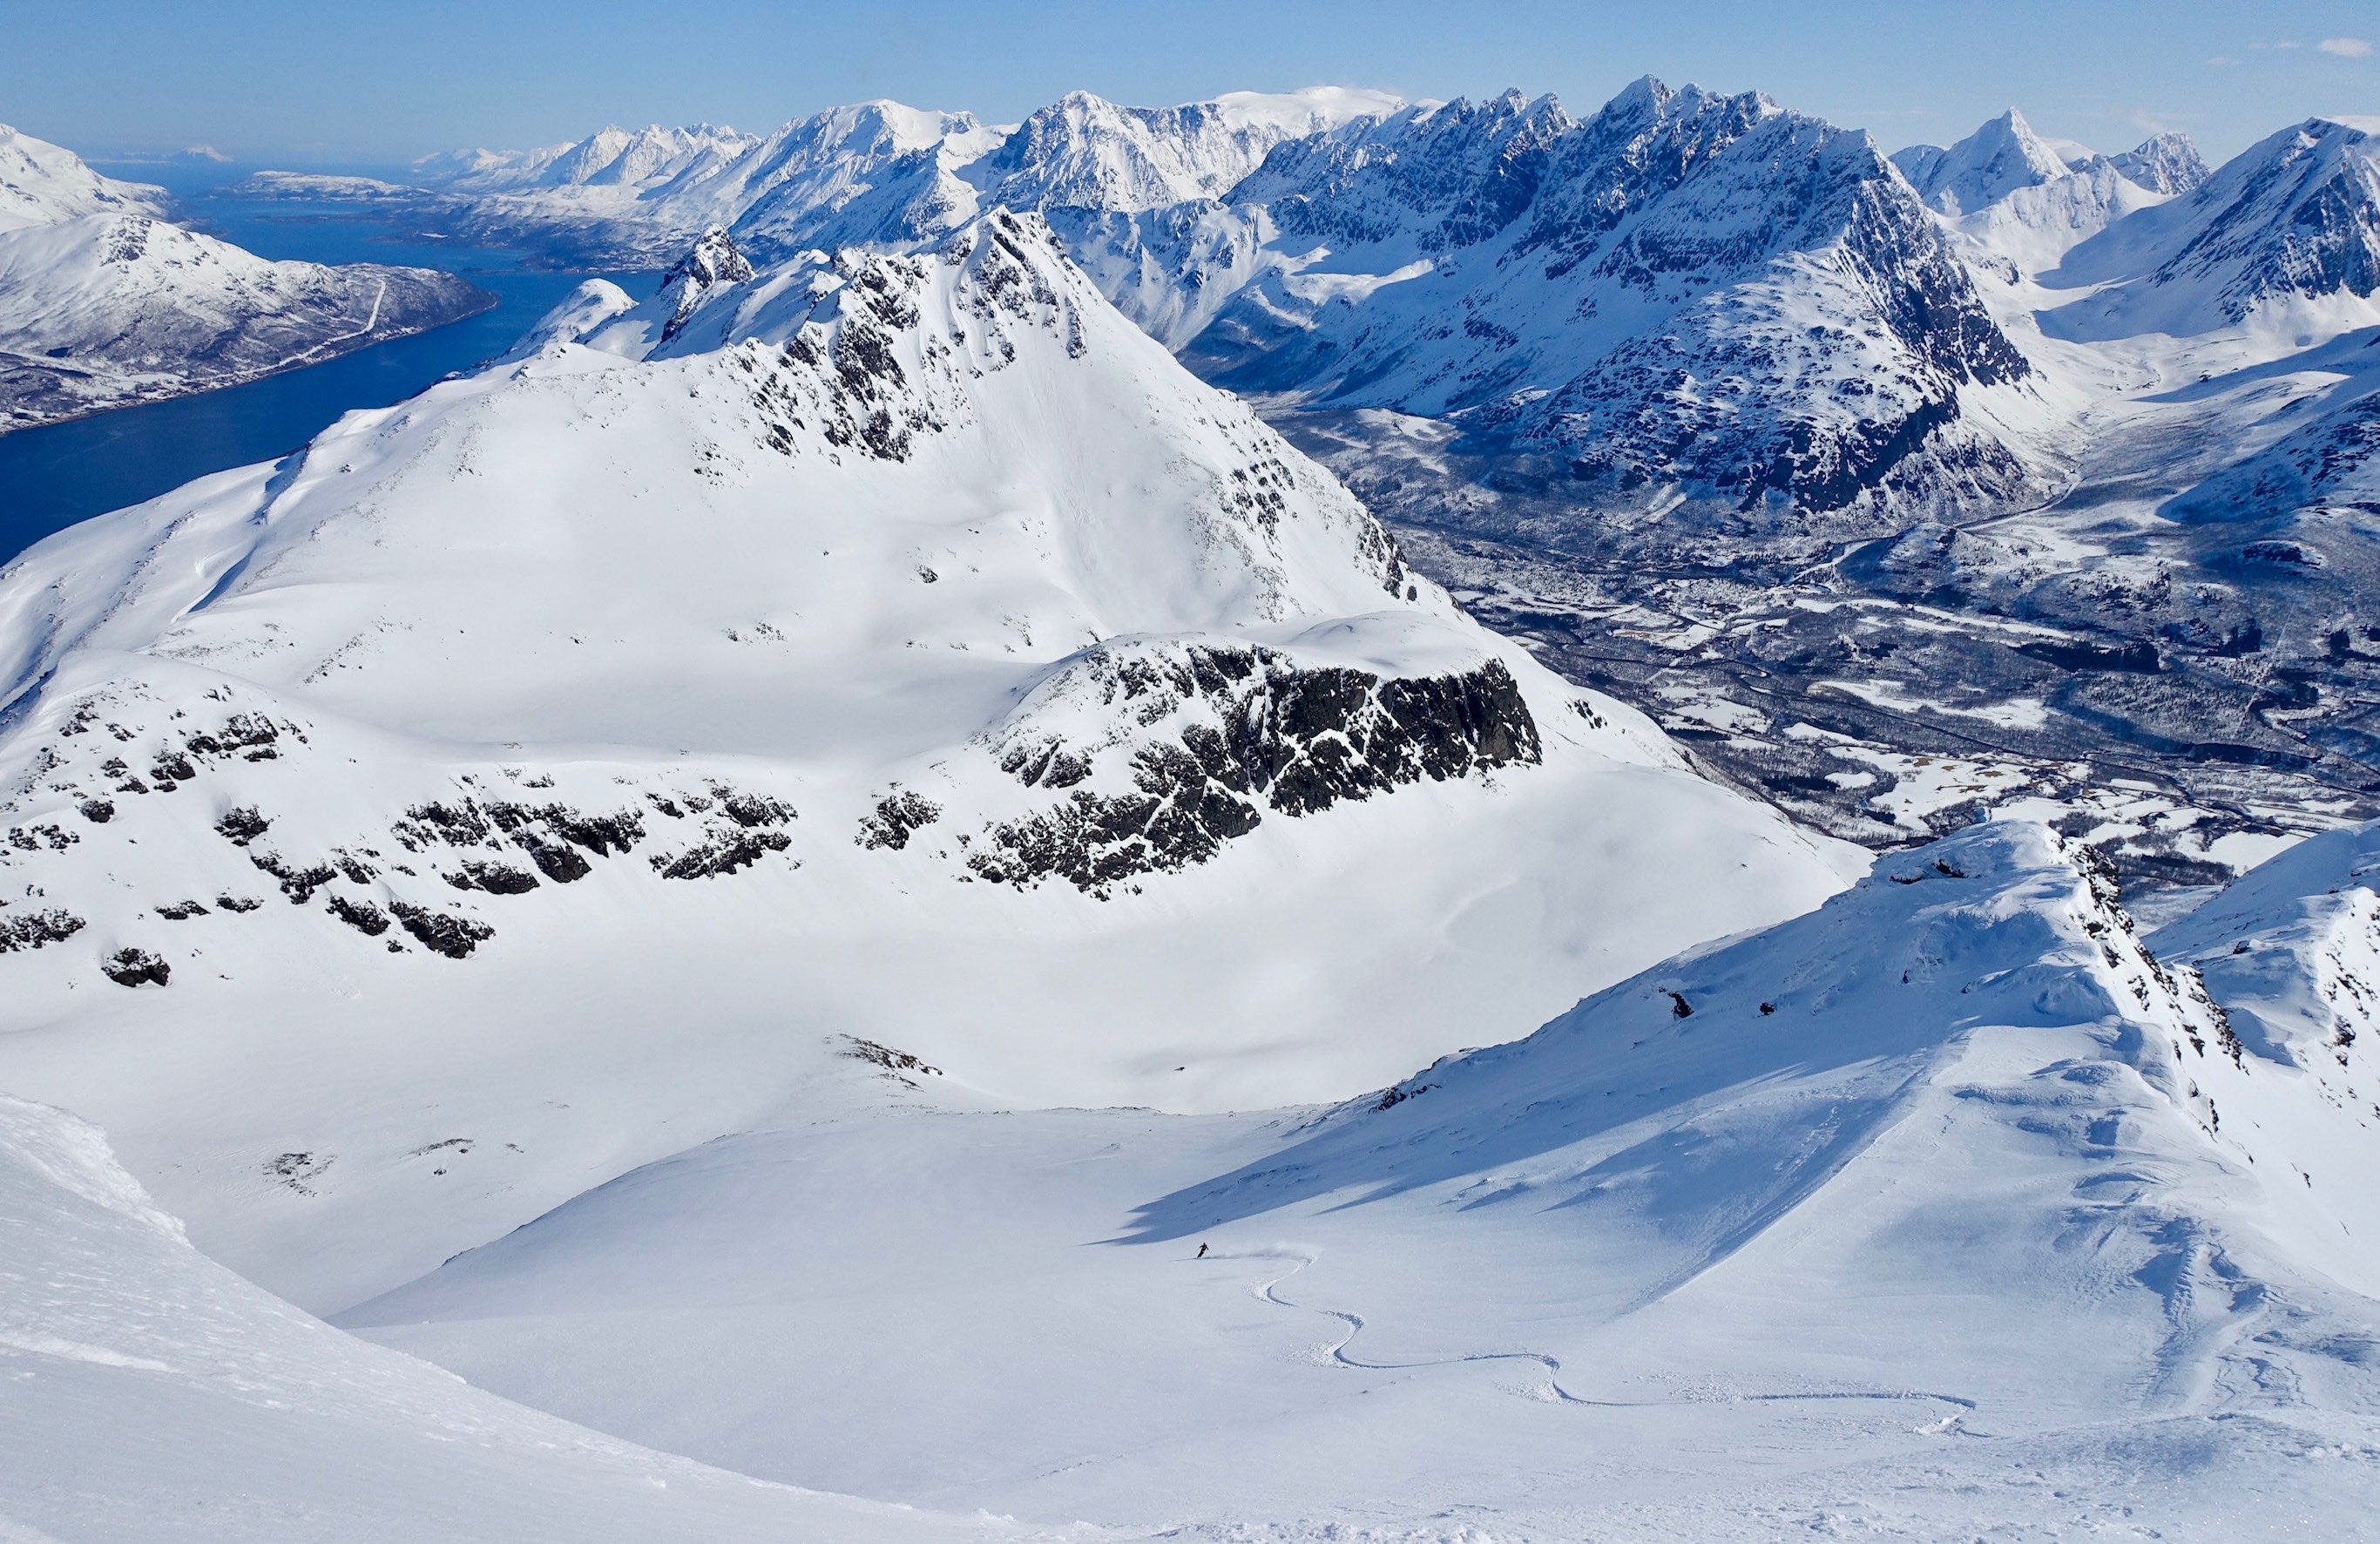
[1281,405,2380,904]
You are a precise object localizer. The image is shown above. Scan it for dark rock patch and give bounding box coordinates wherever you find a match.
[650,828,793,880]
[970,646,1540,894]
[443,858,539,895]
[326,894,390,936]
[388,901,494,959]
[0,909,84,952]
[857,790,943,850]
[102,947,170,987]
[6,823,78,852]
[214,806,271,845]
[249,851,337,904]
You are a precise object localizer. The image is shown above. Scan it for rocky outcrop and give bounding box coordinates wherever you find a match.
[966,641,1539,894]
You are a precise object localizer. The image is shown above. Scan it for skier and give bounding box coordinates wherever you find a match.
[1195,1243,1209,1259]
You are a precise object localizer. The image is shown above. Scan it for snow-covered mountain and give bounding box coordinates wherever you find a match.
[2045,115,2380,346]
[361,83,2050,525]
[1895,112,2207,274]
[0,122,490,431]
[1164,79,2044,524]
[2112,131,2212,195]
[1894,108,2077,217]
[414,121,762,193]
[0,213,1854,1309]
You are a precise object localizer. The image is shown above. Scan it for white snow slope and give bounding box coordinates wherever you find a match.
[0,122,164,232]
[337,818,2380,1537]
[0,213,1856,1315]
[0,1091,1071,1544]
[0,122,490,431]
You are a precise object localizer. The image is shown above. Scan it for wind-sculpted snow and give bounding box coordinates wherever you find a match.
[1136,823,2229,1234]
[2147,817,2380,1289]
[1119,817,2380,1378]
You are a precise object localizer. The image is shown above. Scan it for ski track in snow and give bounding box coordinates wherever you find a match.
[1236,1248,1978,1418]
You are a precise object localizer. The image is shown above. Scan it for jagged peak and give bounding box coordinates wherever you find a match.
[659,225,754,293]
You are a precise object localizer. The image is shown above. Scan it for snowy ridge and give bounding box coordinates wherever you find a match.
[1149,818,2378,1379]
[2152,820,2380,1286]
[412,122,762,193]
[0,120,165,232]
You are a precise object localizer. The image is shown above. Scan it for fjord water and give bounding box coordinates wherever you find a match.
[0,162,651,561]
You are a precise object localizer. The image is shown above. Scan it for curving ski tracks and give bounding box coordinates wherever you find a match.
[1235,1249,1977,1417]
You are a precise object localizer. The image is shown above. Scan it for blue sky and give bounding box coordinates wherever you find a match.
[2,0,2374,168]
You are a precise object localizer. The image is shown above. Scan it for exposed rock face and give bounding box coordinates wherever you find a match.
[967,641,1540,894]
[101,946,168,986]
[658,226,757,342]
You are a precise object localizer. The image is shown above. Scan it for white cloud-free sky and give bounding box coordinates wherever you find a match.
[1,0,2372,168]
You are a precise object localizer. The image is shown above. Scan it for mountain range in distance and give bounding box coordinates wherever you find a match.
[198,83,2380,886]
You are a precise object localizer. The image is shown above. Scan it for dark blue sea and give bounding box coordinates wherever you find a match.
[0,160,653,561]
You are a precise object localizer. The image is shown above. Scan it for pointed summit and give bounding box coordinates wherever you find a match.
[2110,130,2209,194]
[1896,107,2072,214]
[657,225,754,342]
